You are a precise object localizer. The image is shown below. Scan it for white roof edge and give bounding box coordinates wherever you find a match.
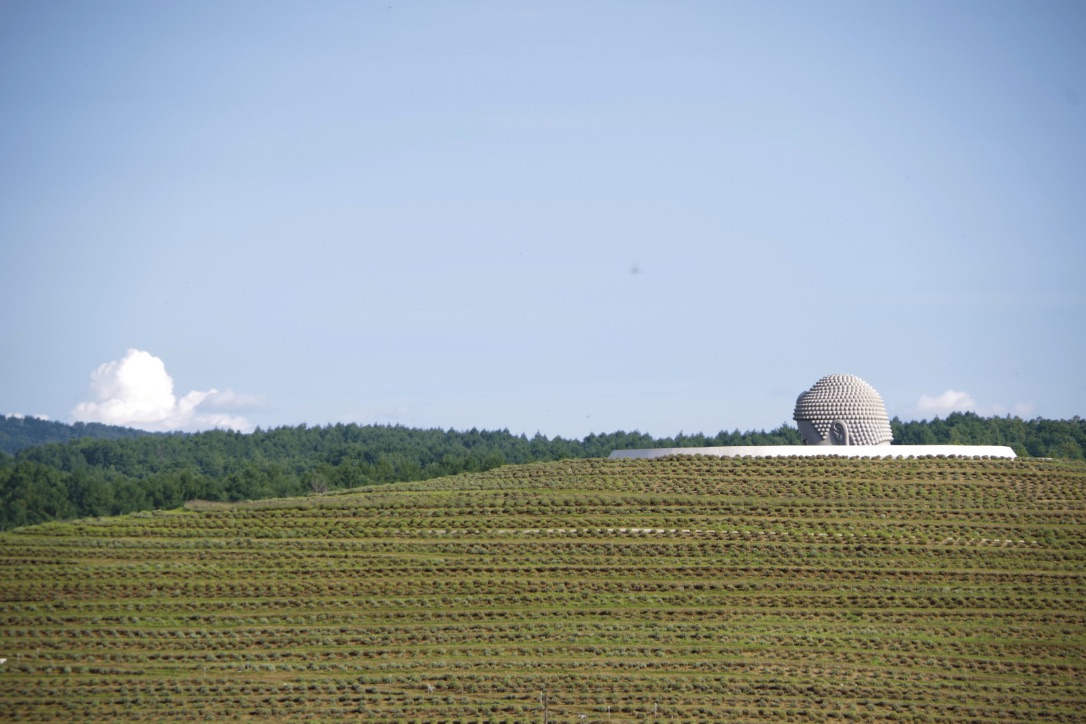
[608,445,1017,459]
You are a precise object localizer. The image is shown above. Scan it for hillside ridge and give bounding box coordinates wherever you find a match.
[2,413,1083,531]
[3,455,1083,720]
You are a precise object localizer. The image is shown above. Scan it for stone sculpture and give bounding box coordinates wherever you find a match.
[609,371,1015,457]
[793,373,893,446]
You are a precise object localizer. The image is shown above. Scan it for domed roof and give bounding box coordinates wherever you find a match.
[793,373,893,445]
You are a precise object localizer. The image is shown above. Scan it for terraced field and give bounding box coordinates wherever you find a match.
[1,455,1084,721]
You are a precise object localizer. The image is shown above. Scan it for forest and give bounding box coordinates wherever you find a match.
[0,412,1083,531]
[0,415,151,453]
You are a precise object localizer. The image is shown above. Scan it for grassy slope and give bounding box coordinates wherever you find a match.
[1,455,1084,722]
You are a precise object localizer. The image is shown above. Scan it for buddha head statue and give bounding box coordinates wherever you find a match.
[793,374,893,446]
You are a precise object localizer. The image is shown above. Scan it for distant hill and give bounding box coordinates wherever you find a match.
[0,414,155,454]
[1,412,1083,531]
[2,455,1083,720]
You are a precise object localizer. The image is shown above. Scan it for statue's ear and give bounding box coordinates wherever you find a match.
[830,420,849,445]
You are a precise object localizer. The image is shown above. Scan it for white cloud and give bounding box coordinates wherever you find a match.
[200,389,264,410]
[912,389,1037,419]
[72,349,255,432]
[1009,402,1037,418]
[915,390,977,416]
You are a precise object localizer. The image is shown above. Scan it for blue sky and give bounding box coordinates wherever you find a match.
[2,0,1083,437]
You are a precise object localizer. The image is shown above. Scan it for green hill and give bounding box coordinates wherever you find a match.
[0,414,153,455]
[1,455,1084,721]
[3,414,1085,532]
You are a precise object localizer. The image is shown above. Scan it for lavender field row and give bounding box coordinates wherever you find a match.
[1,456,1083,721]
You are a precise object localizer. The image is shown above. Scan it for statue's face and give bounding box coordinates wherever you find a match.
[797,419,826,445]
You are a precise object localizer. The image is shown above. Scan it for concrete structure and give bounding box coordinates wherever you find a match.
[609,445,1016,459]
[608,372,1017,460]
[794,373,893,446]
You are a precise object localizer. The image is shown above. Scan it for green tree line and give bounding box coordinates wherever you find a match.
[0,413,1082,530]
[891,413,1086,458]
[0,415,151,454]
